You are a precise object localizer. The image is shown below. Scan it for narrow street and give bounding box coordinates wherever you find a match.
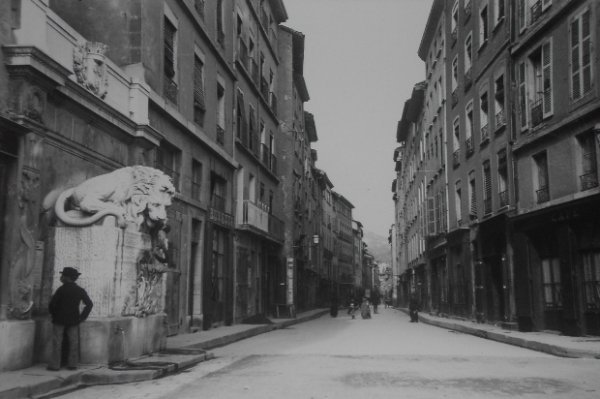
[56,309,600,399]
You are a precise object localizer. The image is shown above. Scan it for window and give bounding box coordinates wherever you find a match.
[156,143,181,190]
[192,159,203,201]
[479,5,489,47]
[517,61,528,130]
[541,258,561,308]
[578,133,598,190]
[494,0,505,25]
[163,17,178,103]
[582,252,600,309]
[216,81,225,145]
[517,0,527,32]
[469,171,477,219]
[452,56,459,91]
[451,1,459,37]
[534,151,549,203]
[523,40,553,128]
[497,149,508,207]
[465,101,474,156]
[483,161,492,215]
[494,74,505,130]
[210,173,227,212]
[570,7,593,101]
[453,117,461,167]
[479,89,489,143]
[465,33,473,84]
[193,55,206,126]
[216,0,225,46]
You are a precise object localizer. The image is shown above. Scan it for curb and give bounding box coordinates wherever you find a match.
[396,308,599,359]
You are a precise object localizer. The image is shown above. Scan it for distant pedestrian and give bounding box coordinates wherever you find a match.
[360,297,371,319]
[409,294,420,323]
[47,267,93,370]
[347,299,357,319]
[371,290,381,314]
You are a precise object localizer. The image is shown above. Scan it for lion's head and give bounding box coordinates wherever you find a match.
[128,167,176,228]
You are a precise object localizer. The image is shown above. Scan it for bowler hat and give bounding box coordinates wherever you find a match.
[60,267,81,279]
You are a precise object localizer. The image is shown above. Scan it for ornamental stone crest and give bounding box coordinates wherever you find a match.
[73,41,109,99]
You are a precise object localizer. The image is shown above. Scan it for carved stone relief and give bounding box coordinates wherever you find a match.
[73,41,109,99]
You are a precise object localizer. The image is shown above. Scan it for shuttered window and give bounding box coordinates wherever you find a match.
[193,56,206,111]
[427,197,436,236]
[570,8,592,101]
[164,18,176,79]
[541,41,553,116]
[483,161,492,214]
[518,62,528,129]
[469,172,477,218]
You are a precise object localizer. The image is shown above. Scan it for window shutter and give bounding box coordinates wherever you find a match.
[571,17,582,100]
[581,9,592,95]
[518,62,528,129]
[542,41,553,116]
[193,58,206,110]
[164,19,176,78]
[483,163,492,201]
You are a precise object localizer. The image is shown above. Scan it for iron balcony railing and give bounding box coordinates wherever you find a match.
[480,123,489,144]
[531,97,543,128]
[465,136,474,156]
[495,109,506,130]
[580,171,599,191]
[453,148,461,168]
[536,185,549,204]
[499,190,509,207]
[530,0,543,25]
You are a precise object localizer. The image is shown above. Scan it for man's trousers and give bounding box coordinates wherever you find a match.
[48,323,79,369]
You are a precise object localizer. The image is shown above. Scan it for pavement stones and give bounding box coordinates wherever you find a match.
[0,309,328,399]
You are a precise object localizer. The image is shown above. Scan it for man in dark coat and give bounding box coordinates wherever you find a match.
[47,267,93,370]
[409,294,420,323]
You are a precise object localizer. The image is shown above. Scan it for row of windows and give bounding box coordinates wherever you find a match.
[451,0,506,49]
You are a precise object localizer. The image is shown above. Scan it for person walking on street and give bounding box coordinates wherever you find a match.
[47,267,93,370]
[371,290,381,314]
[360,297,371,319]
[409,294,420,323]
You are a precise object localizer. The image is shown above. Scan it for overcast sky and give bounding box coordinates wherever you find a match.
[283,0,434,237]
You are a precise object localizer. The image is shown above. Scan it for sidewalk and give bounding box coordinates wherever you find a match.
[0,309,329,399]
[398,308,600,359]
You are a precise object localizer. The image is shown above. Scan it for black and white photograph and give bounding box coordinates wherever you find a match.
[0,0,600,398]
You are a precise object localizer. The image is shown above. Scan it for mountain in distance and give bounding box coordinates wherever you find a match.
[362,229,391,264]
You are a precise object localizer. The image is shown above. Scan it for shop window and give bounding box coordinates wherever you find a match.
[541,258,562,308]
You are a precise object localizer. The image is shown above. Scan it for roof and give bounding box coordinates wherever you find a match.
[396,82,426,142]
[314,168,334,188]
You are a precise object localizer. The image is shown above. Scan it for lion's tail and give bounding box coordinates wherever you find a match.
[54,187,124,227]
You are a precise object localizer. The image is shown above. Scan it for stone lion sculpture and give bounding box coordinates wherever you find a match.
[54,166,176,229]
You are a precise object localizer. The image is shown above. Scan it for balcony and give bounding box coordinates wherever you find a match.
[452,148,461,168]
[499,190,509,207]
[465,136,474,156]
[480,124,489,144]
[536,185,549,204]
[530,0,543,25]
[580,172,599,191]
[451,88,459,108]
[495,109,506,131]
[464,68,472,91]
[530,97,543,128]
[163,78,178,105]
[216,125,225,145]
[239,200,269,232]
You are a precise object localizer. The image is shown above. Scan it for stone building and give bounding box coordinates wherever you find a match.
[231,0,287,324]
[332,192,354,301]
[352,220,364,294]
[315,168,336,303]
[510,0,600,336]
